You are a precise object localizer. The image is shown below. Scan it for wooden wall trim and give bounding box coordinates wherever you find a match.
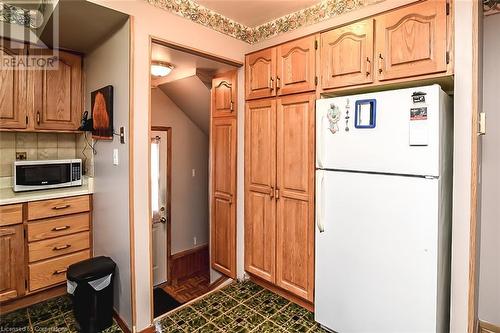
[170,244,209,284]
[113,309,132,333]
[468,0,482,331]
[480,321,500,333]
[128,16,137,332]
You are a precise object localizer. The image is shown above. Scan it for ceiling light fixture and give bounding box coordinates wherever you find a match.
[151,61,174,77]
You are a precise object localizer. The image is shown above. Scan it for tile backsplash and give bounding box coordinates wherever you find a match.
[0,132,94,177]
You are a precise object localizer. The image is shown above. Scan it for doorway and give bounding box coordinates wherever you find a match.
[149,38,241,320]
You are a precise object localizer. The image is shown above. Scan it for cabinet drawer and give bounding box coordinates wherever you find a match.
[27,213,90,242]
[0,204,23,226]
[29,250,90,292]
[28,195,90,220]
[28,232,90,262]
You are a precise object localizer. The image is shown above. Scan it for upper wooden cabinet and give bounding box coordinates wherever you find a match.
[321,19,374,89]
[375,0,448,81]
[246,36,317,100]
[32,49,82,130]
[276,36,316,96]
[212,70,237,117]
[246,48,276,100]
[0,42,28,129]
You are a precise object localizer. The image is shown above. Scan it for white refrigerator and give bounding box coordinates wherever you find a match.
[315,85,453,333]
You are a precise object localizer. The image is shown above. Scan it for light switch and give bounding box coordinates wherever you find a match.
[113,149,119,165]
[192,169,196,177]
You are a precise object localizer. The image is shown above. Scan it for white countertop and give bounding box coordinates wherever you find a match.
[0,177,94,205]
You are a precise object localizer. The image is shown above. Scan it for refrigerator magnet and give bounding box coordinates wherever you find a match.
[354,99,376,129]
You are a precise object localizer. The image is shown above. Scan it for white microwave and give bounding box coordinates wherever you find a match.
[13,159,82,192]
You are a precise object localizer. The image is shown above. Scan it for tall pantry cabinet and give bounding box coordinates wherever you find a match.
[245,36,316,304]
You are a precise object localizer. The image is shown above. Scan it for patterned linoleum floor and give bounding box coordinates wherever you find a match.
[0,295,123,333]
[155,280,326,332]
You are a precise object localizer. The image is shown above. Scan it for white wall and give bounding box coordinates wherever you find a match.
[151,88,209,254]
[478,13,500,327]
[84,20,132,328]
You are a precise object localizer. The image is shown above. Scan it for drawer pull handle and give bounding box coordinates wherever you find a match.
[53,244,71,251]
[52,225,70,231]
[53,269,67,275]
[53,204,70,210]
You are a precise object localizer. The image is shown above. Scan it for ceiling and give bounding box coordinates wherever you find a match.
[151,43,235,85]
[194,0,321,27]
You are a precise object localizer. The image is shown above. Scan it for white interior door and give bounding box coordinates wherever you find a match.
[151,130,168,286]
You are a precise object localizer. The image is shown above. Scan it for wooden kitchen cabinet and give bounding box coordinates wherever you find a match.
[31,49,82,131]
[321,19,374,89]
[246,48,276,100]
[375,0,448,81]
[0,222,25,302]
[244,99,276,283]
[0,42,28,129]
[276,35,316,96]
[246,36,318,100]
[211,70,237,118]
[275,94,315,302]
[211,116,237,278]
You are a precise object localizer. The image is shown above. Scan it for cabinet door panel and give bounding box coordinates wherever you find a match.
[0,42,27,129]
[212,70,237,118]
[32,49,82,130]
[375,0,447,81]
[321,19,374,89]
[277,36,316,95]
[246,48,276,100]
[211,117,237,278]
[276,94,315,301]
[0,224,25,301]
[245,99,276,282]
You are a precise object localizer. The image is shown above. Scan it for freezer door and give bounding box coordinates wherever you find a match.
[316,85,446,177]
[315,170,443,333]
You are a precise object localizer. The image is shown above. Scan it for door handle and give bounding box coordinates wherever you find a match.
[378,53,384,74]
[230,101,234,112]
[276,76,281,89]
[270,186,274,199]
[36,111,40,125]
[275,188,280,200]
[366,57,371,77]
[316,172,325,233]
[317,113,326,168]
[53,269,67,275]
[269,77,274,91]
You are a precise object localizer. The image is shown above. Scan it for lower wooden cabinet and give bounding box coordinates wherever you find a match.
[245,94,315,303]
[0,223,25,302]
[0,195,92,310]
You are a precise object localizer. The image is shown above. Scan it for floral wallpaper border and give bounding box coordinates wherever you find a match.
[146,0,371,44]
[484,0,500,15]
[0,2,44,29]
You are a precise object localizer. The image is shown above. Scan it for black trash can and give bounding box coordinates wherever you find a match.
[67,256,116,333]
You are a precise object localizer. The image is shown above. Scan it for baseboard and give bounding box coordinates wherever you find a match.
[0,285,66,314]
[480,321,500,333]
[170,244,209,284]
[138,325,156,333]
[248,274,314,312]
[113,309,132,333]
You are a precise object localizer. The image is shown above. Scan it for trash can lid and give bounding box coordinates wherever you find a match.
[67,256,116,282]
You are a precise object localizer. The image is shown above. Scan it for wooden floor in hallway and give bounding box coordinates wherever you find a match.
[161,271,228,304]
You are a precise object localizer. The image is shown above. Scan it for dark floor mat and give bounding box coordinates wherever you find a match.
[154,287,183,318]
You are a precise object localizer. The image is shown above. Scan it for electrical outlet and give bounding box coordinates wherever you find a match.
[16,152,27,160]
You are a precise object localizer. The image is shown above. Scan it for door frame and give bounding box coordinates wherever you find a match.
[151,126,172,289]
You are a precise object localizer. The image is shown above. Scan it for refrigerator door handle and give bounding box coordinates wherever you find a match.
[316,171,325,233]
[317,112,326,168]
